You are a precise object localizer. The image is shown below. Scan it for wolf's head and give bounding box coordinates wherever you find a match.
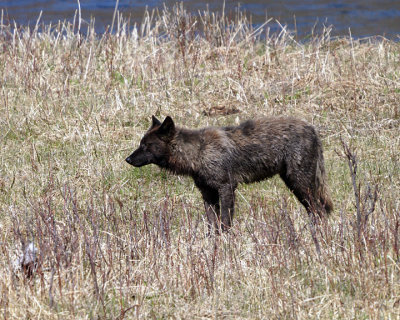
[126,116,175,168]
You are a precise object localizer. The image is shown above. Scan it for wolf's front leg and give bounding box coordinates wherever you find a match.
[204,200,220,235]
[196,183,220,234]
[218,184,236,231]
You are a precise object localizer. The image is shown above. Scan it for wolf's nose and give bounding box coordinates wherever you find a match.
[125,156,132,165]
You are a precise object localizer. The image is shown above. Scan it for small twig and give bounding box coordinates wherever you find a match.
[49,267,55,308]
[110,0,120,34]
[339,137,379,243]
[340,137,362,239]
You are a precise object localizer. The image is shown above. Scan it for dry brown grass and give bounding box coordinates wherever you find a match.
[0,5,400,319]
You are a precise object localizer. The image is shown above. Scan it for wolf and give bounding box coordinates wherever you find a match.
[126,115,333,232]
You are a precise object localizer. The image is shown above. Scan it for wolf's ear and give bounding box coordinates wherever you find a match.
[150,115,162,128]
[157,116,175,140]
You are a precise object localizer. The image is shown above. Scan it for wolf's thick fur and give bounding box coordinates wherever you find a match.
[126,116,333,232]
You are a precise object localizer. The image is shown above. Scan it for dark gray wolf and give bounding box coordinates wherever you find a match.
[126,116,333,232]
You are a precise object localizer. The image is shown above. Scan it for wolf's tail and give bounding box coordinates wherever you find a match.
[315,143,333,216]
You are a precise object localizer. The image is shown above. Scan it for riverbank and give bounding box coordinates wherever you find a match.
[1,7,399,319]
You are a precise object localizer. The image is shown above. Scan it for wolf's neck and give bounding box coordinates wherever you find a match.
[166,128,201,176]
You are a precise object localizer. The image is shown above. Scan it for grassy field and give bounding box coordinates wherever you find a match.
[1,5,400,319]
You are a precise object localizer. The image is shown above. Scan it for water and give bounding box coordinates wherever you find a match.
[1,0,399,39]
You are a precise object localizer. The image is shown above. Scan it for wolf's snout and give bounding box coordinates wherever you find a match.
[125,149,150,167]
[125,156,133,165]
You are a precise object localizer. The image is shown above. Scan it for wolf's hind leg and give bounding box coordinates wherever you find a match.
[279,172,322,255]
[279,172,315,215]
